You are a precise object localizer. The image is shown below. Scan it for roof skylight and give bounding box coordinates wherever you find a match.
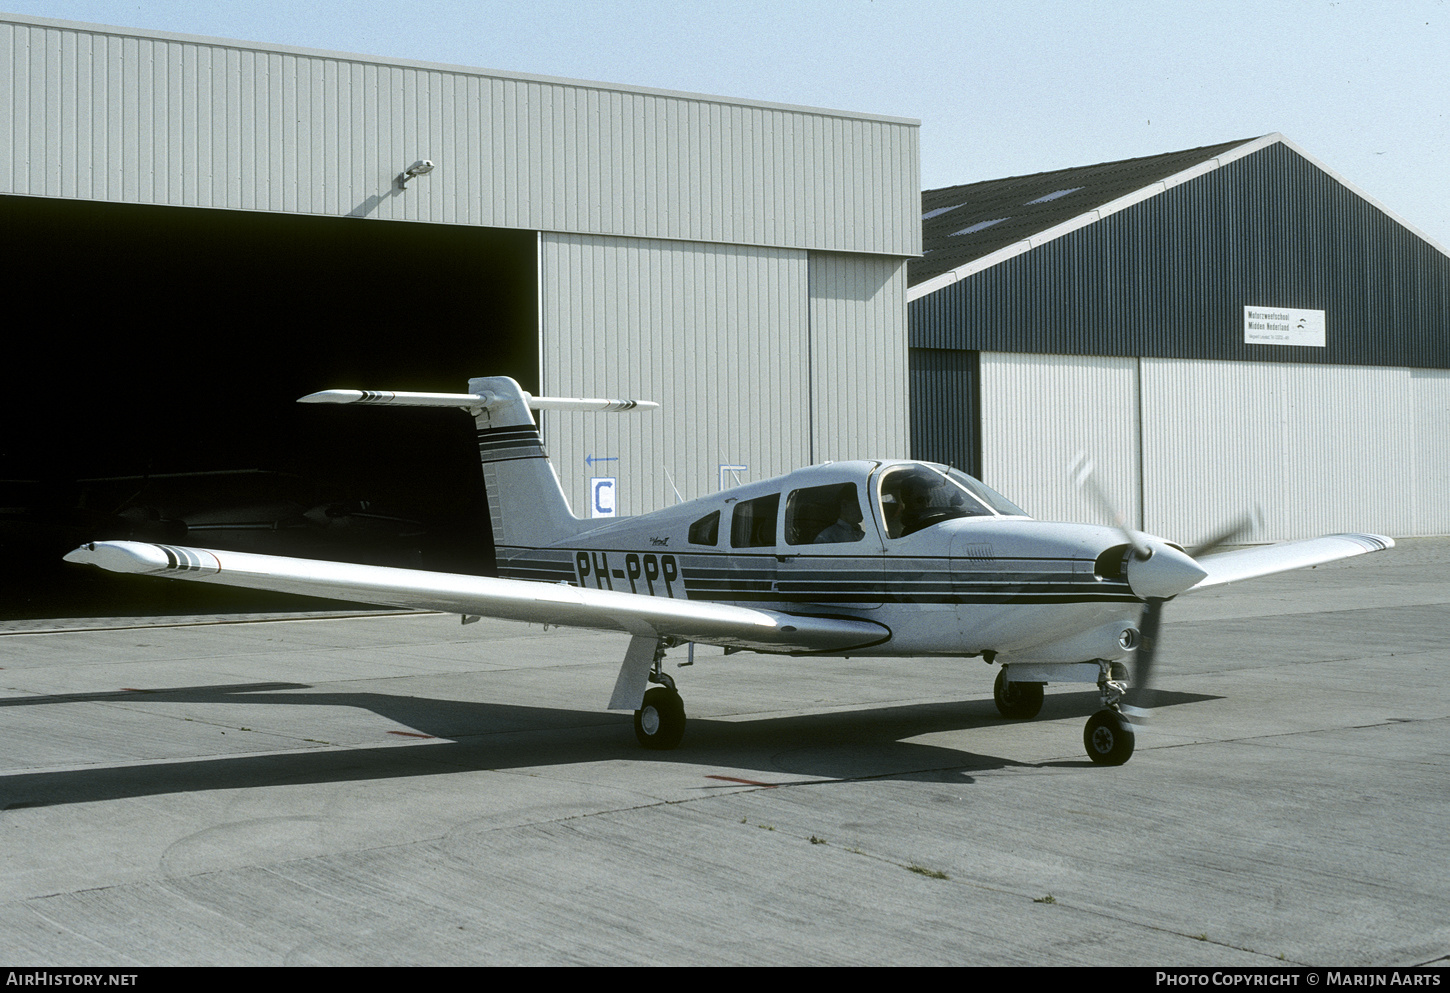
[922,203,965,221]
[1025,187,1084,205]
[949,218,1007,236]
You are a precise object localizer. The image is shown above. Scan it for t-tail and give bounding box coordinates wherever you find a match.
[298,376,658,552]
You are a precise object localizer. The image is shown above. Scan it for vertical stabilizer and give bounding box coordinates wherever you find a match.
[466,376,591,550]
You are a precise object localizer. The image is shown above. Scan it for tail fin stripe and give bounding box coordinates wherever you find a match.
[476,425,547,461]
[477,442,547,460]
[475,426,544,442]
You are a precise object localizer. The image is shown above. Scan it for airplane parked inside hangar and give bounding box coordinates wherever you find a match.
[66,376,1394,765]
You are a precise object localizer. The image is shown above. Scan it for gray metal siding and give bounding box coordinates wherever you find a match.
[2,15,920,256]
[971,353,1450,541]
[977,353,1141,529]
[539,233,813,518]
[908,348,979,476]
[1139,359,1436,541]
[910,143,1450,368]
[807,252,911,463]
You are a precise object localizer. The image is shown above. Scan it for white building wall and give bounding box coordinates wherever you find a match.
[1141,359,1428,542]
[978,353,1141,528]
[1411,368,1450,535]
[807,253,911,464]
[540,233,812,517]
[979,353,1450,542]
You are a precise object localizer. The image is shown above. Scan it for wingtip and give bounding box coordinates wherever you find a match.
[297,389,366,404]
[63,540,174,574]
[1331,533,1396,552]
[62,542,97,565]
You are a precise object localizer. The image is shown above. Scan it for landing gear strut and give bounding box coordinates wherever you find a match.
[1084,660,1135,765]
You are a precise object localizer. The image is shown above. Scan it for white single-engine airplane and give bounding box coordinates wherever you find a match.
[66,376,1394,765]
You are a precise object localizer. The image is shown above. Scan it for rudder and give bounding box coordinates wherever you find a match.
[466,375,591,550]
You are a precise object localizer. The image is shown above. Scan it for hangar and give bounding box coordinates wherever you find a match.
[908,134,1450,542]
[0,13,919,614]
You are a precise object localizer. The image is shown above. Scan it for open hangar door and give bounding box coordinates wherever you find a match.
[1,195,537,619]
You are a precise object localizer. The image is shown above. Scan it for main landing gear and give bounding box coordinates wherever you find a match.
[635,675,686,750]
[993,667,1044,719]
[633,641,686,750]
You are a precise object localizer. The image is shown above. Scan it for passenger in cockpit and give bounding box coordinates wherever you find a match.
[814,485,866,543]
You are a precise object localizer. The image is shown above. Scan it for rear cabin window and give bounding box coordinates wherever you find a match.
[785,482,864,545]
[730,494,780,548]
[688,511,720,546]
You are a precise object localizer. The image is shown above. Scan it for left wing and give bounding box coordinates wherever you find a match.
[63,541,890,655]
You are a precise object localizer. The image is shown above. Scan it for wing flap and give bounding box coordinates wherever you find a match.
[64,541,889,653]
[1189,533,1394,590]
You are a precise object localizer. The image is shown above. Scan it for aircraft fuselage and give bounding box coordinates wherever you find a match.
[497,460,1151,664]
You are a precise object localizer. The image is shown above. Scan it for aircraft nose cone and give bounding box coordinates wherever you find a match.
[1124,541,1209,599]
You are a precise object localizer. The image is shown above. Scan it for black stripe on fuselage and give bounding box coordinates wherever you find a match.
[500,545,1139,606]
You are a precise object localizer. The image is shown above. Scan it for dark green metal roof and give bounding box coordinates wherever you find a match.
[912,137,1257,288]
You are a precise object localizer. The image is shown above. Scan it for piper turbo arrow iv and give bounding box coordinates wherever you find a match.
[66,376,1394,765]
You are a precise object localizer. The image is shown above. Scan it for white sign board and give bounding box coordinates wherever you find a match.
[590,477,617,518]
[1244,306,1326,348]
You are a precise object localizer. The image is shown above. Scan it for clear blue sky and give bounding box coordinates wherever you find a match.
[8,0,1449,248]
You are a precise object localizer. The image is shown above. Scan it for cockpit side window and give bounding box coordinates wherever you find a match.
[730,494,780,548]
[786,483,865,545]
[688,510,720,546]
[878,465,993,539]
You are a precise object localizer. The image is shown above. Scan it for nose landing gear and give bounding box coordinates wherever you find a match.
[1085,660,1135,765]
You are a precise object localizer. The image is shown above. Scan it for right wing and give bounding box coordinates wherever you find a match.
[63,541,890,654]
[1189,532,1394,590]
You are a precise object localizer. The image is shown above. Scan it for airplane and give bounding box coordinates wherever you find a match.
[64,375,1395,766]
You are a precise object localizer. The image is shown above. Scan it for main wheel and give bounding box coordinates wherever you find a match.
[993,668,1045,719]
[1083,709,1135,766]
[634,686,686,750]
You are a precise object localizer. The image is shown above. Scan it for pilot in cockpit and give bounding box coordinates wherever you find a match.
[883,466,974,538]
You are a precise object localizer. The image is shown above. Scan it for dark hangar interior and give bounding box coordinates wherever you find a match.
[2,194,538,618]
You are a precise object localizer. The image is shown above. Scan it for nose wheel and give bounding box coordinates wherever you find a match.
[1084,709,1135,765]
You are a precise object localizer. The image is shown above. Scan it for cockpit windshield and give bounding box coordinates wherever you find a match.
[942,466,1028,518]
[876,463,1028,538]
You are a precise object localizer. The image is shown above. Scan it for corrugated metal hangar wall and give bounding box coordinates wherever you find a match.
[909,135,1450,543]
[1,14,918,610]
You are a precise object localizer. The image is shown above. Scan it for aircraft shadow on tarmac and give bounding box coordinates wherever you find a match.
[0,683,1220,808]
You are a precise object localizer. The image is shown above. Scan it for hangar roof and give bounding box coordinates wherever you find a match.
[909,133,1450,299]
[911,138,1250,289]
[912,137,1274,292]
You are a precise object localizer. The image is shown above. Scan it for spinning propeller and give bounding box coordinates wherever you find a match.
[1071,455,1261,722]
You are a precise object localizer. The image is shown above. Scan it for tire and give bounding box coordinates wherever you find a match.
[634,686,686,750]
[993,668,1045,719]
[1083,709,1135,766]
